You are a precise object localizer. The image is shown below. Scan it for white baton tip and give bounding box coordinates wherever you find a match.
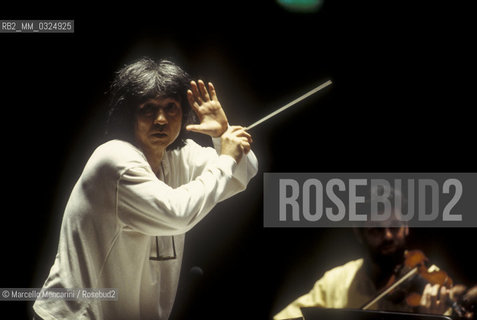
[245,80,332,130]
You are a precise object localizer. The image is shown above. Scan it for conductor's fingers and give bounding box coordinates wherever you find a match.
[198,80,210,101]
[190,81,203,104]
[208,82,218,101]
[187,90,200,111]
[228,125,243,132]
[236,130,252,142]
[229,126,252,143]
[240,139,251,154]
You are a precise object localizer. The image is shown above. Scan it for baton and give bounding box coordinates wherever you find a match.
[244,80,332,130]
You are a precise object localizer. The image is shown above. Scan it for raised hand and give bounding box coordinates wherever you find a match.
[186,80,228,138]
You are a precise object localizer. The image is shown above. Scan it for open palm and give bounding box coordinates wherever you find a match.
[186,80,228,138]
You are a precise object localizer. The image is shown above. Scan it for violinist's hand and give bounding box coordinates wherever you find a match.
[186,80,228,138]
[419,284,449,314]
[462,285,477,319]
[463,285,477,306]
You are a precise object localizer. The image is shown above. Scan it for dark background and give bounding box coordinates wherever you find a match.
[1,1,475,319]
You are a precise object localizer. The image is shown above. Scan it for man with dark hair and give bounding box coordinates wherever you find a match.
[105,58,196,150]
[33,58,258,320]
[273,186,465,320]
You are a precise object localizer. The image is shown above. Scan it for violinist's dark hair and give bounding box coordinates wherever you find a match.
[353,184,409,238]
[105,57,195,150]
[367,184,408,212]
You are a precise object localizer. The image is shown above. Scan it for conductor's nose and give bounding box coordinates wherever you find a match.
[154,109,168,125]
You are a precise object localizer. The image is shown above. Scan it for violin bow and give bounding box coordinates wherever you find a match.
[361,267,419,310]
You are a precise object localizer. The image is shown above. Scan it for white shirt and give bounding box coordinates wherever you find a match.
[273,258,445,320]
[34,138,258,320]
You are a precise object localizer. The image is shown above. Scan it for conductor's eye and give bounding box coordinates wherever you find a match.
[139,104,157,117]
[164,103,180,116]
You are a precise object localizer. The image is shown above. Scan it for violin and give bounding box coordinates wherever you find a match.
[361,250,476,319]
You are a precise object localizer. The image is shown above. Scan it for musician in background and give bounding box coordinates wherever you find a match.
[273,186,468,320]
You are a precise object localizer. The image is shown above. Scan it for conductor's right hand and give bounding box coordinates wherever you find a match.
[220,126,252,163]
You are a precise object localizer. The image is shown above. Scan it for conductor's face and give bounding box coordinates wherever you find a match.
[134,97,183,152]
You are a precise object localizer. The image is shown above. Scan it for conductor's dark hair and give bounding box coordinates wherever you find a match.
[105,57,194,150]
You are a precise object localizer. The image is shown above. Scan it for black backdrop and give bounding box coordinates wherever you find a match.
[1,1,475,319]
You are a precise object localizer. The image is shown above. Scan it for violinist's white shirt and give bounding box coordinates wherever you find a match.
[273,259,446,320]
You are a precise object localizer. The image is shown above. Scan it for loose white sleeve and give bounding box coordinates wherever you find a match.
[211,136,259,201]
[117,153,240,236]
